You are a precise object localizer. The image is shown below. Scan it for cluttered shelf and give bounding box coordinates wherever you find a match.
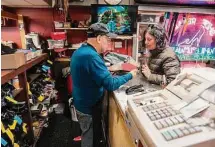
[28,74,41,84]
[55,58,70,62]
[12,88,24,97]
[55,27,88,30]
[1,10,18,20]
[1,53,48,84]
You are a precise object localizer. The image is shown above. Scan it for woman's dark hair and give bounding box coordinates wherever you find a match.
[142,24,169,50]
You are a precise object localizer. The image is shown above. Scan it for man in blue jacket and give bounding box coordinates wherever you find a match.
[71,23,137,147]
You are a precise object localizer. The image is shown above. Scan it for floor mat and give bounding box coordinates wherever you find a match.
[36,114,81,147]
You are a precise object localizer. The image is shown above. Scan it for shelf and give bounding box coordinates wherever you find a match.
[28,74,41,84]
[49,47,78,50]
[1,11,18,20]
[68,47,78,50]
[12,88,24,97]
[1,53,48,85]
[55,27,88,30]
[115,36,133,40]
[55,58,70,62]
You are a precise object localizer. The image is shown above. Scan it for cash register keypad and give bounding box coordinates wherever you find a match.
[146,106,181,121]
[161,126,202,141]
[142,102,168,112]
[154,115,185,129]
[142,102,203,141]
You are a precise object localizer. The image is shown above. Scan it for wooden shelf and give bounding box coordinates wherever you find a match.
[55,58,70,62]
[49,47,78,50]
[1,53,48,85]
[115,35,133,40]
[55,27,88,30]
[28,74,41,84]
[1,10,18,20]
[68,47,78,50]
[12,88,24,97]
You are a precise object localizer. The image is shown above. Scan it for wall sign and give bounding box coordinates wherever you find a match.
[170,13,215,61]
[134,0,215,6]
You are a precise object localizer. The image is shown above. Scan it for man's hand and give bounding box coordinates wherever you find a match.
[142,64,151,79]
[108,63,122,72]
[130,69,138,78]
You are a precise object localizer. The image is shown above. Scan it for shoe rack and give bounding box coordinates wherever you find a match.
[1,53,48,144]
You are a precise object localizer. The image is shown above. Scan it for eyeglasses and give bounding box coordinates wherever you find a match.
[103,35,112,42]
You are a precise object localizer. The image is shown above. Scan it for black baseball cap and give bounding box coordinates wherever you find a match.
[87,23,117,38]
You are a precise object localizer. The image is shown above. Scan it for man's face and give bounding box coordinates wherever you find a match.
[99,35,112,53]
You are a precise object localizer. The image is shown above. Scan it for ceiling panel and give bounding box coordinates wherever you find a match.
[25,0,49,6]
[2,0,32,6]
[1,0,49,7]
[1,0,12,5]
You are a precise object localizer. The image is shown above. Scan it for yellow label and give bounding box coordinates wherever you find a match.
[1,122,6,133]
[27,82,32,95]
[38,95,45,102]
[5,96,17,104]
[14,143,20,147]
[9,120,17,130]
[47,60,53,65]
[22,123,27,134]
[32,121,39,127]
[6,129,14,144]
[44,78,50,81]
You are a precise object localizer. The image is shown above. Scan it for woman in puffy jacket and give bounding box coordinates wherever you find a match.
[141,24,181,85]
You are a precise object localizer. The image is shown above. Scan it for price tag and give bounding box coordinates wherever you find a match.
[14,143,20,147]
[47,60,53,65]
[14,115,22,125]
[38,95,45,102]
[27,82,32,95]
[22,123,27,134]
[6,129,14,144]
[45,78,50,81]
[9,120,17,130]
[1,122,6,133]
[1,137,8,146]
[5,96,17,104]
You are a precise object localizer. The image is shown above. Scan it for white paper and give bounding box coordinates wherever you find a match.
[180,98,210,119]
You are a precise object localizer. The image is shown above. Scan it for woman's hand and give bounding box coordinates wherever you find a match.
[141,64,151,79]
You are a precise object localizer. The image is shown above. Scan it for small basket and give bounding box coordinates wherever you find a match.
[54,40,65,48]
[47,39,55,49]
[51,32,66,40]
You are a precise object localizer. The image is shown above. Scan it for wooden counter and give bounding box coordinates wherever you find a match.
[109,92,136,147]
[108,75,161,147]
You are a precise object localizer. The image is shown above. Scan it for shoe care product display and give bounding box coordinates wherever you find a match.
[1,83,31,147]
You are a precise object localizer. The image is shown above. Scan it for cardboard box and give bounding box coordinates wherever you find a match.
[25,52,32,61]
[35,50,42,57]
[1,52,26,69]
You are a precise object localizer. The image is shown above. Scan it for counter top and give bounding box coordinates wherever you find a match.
[113,73,161,114]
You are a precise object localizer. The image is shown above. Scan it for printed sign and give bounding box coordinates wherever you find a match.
[170,13,215,61]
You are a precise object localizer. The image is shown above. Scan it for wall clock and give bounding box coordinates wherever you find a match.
[104,0,122,5]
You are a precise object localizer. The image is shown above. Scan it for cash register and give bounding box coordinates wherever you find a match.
[126,69,215,147]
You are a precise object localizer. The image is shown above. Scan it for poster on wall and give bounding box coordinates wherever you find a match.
[134,0,215,6]
[170,13,215,61]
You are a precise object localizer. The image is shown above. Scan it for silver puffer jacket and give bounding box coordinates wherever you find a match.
[147,47,181,85]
